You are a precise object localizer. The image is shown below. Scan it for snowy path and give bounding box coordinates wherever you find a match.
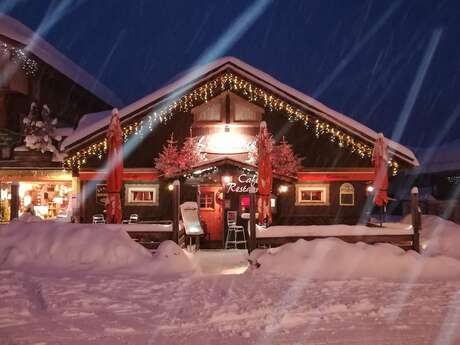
[1,267,460,345]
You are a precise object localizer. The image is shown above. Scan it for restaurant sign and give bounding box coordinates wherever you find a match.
[226,173,258,193]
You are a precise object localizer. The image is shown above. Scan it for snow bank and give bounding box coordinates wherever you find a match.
[129,240,193,275]
[0,220,150,270]
[10,213,43,223]
[0,219,192,275]
[250,238,460,281]
[256,222,413,237]
[419,215,460,260]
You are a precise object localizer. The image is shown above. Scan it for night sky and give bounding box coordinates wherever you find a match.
[3,0,460,149]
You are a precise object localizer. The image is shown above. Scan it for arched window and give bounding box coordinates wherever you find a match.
[339,183,354,206]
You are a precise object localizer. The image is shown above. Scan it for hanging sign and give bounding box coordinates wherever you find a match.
[226,173,258,193]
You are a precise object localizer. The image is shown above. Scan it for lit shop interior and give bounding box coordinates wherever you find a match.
[0,181,72,221]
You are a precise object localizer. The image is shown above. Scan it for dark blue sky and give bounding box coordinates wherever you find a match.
[4,0,460,149]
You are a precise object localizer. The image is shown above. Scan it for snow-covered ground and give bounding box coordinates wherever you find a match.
[1,215,460,344]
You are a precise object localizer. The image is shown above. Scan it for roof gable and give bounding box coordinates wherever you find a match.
[0,15,122,107]
[62,57,418,170]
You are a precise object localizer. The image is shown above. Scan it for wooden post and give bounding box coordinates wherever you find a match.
[71,170,80,223]
[172,179,180,244]
[10,181,19,220]
[196,184,201,250]
[411,186,421,253]
[249,186,256,253]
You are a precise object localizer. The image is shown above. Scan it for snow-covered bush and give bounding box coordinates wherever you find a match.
[23,102,62,153]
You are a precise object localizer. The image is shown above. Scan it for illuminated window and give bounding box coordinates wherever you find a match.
[199,192,215,209]
[295,184,329,205]
[339,183,355,206]
[240,195,249,214]
[125,184,159,206]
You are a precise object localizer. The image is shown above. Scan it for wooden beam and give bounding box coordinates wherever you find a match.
[79,169,159,181]
[297,170,375,182]
[172,180,180,244]
[10,181,19,220]
[225,92,231,123]
[411,187,421,253]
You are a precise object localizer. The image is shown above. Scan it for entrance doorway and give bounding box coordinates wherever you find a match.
[199,186,223,242]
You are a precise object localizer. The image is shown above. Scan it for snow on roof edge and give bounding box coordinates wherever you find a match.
[62,56,418,167]
[221,57,418,166]
[0,15,122,108]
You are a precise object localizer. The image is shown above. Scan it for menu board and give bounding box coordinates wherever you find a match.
[96,184,107,205]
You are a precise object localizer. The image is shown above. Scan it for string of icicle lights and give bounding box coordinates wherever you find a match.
[64,72,400,175]
[0,40,39,77]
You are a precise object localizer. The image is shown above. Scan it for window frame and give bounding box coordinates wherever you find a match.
[295,183,330,206]
[339,183,355,206]
[124,184,159,206]
[199,191,215,210]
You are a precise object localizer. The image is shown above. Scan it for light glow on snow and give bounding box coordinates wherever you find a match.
[220,266,248,275]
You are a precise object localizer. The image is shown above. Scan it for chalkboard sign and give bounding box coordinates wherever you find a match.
[96,184,107,205]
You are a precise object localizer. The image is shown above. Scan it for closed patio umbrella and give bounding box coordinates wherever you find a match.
[257,121,273,225]
[372,133,389,224]
[106,108,123,224]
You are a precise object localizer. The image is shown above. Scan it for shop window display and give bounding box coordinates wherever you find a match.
[0,181,72,220]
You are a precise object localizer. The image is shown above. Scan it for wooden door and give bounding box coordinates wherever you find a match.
[199,186,223,241]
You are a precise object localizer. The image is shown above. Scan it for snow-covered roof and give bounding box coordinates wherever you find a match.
[74,110,111,135]
[62,56,418,167]
[0,15,122,108]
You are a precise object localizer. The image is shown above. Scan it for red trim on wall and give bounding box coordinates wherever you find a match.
[79,170,159,181]
[297,171,375,182]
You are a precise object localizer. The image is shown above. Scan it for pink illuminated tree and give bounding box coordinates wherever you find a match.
[272,136,303,177]
[154,133,182,177]
[179,132,205,171]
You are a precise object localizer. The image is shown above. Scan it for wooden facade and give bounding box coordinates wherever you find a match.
[62,57,418,249]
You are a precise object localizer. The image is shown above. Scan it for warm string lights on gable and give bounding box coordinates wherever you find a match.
[64,72,400,175]
[0,40,39,77]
